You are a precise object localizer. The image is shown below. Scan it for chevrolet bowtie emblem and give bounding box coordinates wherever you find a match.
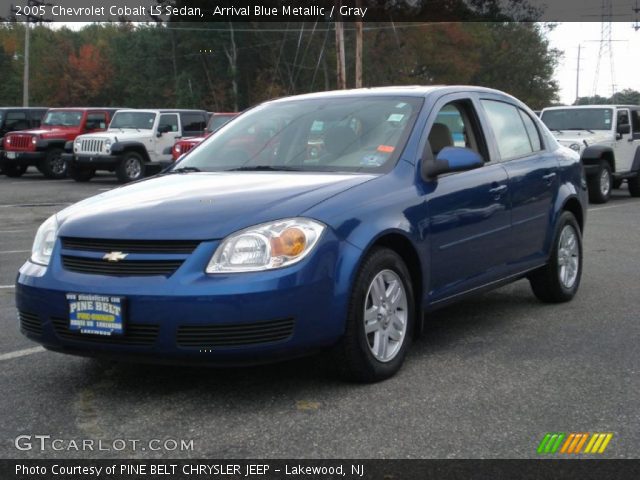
[103,251,128,262]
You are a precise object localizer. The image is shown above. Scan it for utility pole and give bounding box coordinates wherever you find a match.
[334,1,346,89]
[23,19,29,106]
[11,0,51,107]
[354,0,363,88]
[575,44,581,104]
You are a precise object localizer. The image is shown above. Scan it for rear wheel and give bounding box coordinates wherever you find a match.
[628,172,640,197]
[38,148,67,179]
[334,248,415,383]
[3,164,27,177]
[116,152,145,183]
[528,211,582,303]
[586,161,611,204]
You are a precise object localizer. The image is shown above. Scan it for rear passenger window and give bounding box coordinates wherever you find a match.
[481,100,533,160]
[181,113,206,134]
[86,113,107,130]
[519,110,542,152]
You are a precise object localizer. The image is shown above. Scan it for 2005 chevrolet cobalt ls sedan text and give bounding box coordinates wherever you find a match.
[16,86,587,382]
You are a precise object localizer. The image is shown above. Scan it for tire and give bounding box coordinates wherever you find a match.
[333,247,415,383]
[612,178,623,189]
[628,172,640,197]
[528,211,582,303]
[586,161,612,204]
[69,165,95,182]
[116,152,145,183]
[38,148,67,179]
[3,164,27,177]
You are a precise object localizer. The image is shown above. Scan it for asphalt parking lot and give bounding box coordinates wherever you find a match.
[0,170,638,459]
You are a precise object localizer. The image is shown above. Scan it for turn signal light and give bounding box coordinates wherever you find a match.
[270,227,306,257]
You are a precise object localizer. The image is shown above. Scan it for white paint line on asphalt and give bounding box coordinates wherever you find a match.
[589,201,638,212]
[0,346,45,362]
[0,250,30,255]
[0,230,31,234]
[0,285,15,289]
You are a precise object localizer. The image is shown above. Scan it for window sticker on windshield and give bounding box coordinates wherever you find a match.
[310,120,324,132]
[377,145,395,153]
[605,119,611,124]
[360,154,385,167]
[388,113,405,122]
[395,102,408,108]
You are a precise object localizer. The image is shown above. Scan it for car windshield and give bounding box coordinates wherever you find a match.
[110,112,156,130]
[207,115,236,133]
[0,111,4,125]
[42,111,82,127]
[541,108,613,131]
[175,96,423,173]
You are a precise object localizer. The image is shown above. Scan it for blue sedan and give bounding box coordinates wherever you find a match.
[16,86,587,382]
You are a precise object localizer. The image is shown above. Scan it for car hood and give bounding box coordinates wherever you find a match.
[57,172,376,240]
[78,129,150,142]
[552,130,612,147]
[10,126,76,137]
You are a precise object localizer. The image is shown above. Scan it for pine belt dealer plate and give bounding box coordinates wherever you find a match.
[66,293,125,336]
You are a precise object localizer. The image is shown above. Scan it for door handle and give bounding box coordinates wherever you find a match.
[543,172,557,184]
[489,185,507,196]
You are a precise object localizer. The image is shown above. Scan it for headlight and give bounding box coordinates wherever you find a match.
[104,139,111,147]
[31,215,59,266]
[569,143,581,152]
[5,137,10,145]
[31,136,37,145]
[174,144,181,153]
[206,218,325,273]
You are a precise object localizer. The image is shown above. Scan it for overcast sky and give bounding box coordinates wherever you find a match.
[546,22,640,104]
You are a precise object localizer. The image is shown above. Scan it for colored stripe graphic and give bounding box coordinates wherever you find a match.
[538,433,613,454]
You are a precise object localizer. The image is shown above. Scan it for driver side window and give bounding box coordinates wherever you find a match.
[428,100,487,161]
[158,114,179,133]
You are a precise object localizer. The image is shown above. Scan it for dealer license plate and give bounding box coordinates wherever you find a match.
[66,293,125,336]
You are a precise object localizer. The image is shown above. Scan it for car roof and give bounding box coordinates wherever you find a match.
[542,105,638,111]
[0,107,48,110]
[268,85,520,103]
[113,109,207,114]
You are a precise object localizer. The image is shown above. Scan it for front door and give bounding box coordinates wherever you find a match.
[154,114,181,162]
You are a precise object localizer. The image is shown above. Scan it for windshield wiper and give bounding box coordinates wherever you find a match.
[226,165,301,172]
[567,127,595,133]
[165,166,202,174]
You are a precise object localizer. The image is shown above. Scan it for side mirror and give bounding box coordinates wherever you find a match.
[422,146,484,179]
[617,123,630,135]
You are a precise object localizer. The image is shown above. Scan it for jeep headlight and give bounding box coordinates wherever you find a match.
[569,143,581,152]
[206,218,325,273]
[74,139,81,152]
[104,138,111,153]
[31,215,59,266]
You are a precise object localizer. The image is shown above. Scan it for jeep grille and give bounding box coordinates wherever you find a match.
[79,138,105,154]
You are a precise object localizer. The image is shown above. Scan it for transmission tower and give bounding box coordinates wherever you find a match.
[592,0,616,98]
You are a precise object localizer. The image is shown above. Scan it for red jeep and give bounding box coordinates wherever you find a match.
[171,112,237,161]
[1,108,119,179]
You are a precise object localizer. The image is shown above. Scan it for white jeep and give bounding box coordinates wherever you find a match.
[540,105,640,203]
[65,109,207,183]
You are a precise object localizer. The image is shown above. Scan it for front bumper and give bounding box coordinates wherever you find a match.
[65,153,121,169]
[0,150,45,166]
[15,236,356,365]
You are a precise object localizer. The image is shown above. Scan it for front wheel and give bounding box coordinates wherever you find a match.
[116,152,145,183]
[39,148,67,179]
[3,164,27,177]
[528,211,582,303]
[334,248,415,383]
[586,161,611,204]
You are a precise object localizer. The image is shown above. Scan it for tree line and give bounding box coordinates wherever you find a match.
[0,21,561,112]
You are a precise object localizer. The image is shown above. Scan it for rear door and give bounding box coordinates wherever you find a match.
[423,93,512,302]
[479,98,559,268]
